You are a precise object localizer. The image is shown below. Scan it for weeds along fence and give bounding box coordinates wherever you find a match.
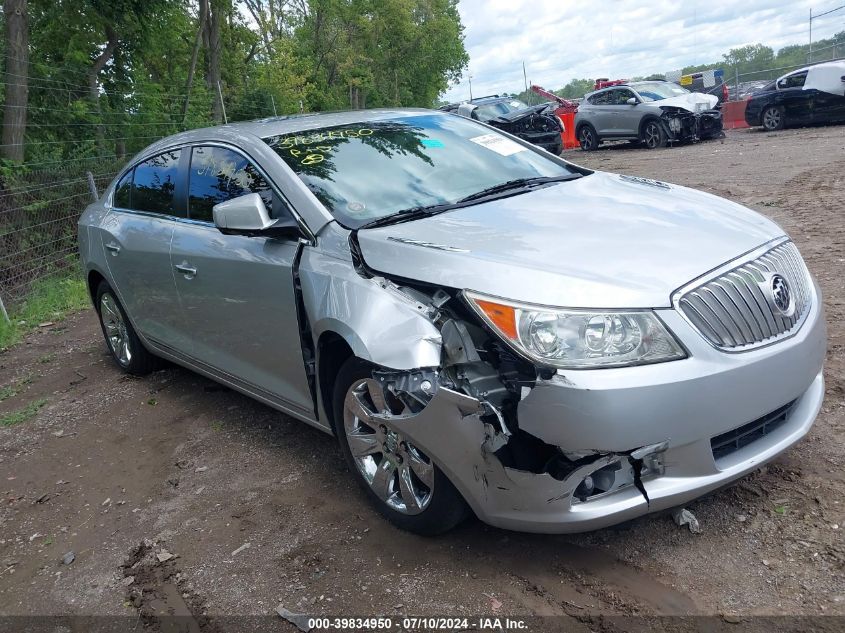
[0,155,125,311]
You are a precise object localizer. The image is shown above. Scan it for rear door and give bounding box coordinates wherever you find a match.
[586,91,614,135]
[169,144,313,416]
[99,150,188,351]
[776,71,813,125]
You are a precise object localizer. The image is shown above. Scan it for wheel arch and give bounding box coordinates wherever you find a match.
[86,267,109,307]
[638,114,663,137]
[316,330,356,434]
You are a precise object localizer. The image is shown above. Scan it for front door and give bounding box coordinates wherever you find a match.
[169,145,313,416]
[812,89,845,123]
[608,88,642,136]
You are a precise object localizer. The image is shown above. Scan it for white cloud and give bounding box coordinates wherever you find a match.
[445,0,845,101]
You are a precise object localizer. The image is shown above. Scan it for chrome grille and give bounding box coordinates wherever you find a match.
[678,241,812,350]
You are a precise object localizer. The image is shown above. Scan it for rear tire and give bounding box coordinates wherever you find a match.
[578,124,599,151]
[332,357,469,535]
[95,281,161,376]
[762,105,785,131]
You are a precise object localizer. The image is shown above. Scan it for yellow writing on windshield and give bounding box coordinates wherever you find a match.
[278,129,373,166]
[279,128,373,148]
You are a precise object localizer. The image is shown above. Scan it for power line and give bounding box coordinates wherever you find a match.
[812,4,845,19]
[1,136,164,147]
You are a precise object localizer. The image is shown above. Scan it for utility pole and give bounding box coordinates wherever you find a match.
[217,81,227,124]
[809,8,813,62]
[271,94,277,117]
[522,61,529,102]
[468,73,473,100]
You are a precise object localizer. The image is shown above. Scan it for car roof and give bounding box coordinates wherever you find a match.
[780,60,845,78]
[137,108,440,155]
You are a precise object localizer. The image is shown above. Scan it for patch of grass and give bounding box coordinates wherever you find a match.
[0,398,48,427]
[0,273,89,350]
[0,373,34,403]
[38,353,57,364]
[210,420,224,432]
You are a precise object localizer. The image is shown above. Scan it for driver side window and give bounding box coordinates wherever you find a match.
[613,89,636,105]
[188,146,278,222]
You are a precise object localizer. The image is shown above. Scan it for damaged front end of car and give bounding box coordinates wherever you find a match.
[323,240,673,532]
[298,222,825,534]
[486,105,564,154]
[660,105,723,144]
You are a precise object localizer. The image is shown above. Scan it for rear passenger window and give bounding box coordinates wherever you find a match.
[114,169,133,208]
[132,150,182,215]
[188,146,274,222]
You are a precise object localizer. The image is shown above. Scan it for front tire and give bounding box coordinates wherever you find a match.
[332,358,469,535]
[641,119,667,149]
[95,281,161,375]
[762,105,785,131]
[578,124,599,151]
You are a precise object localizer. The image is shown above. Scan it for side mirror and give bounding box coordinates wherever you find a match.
[626,97,639,105]
[213,193,301,240]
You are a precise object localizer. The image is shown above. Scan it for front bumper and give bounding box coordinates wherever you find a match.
[391,281,826,533]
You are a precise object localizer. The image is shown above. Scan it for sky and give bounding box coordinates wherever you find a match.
[443,0,845,101]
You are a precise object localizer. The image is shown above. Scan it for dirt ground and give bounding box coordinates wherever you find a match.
[1,126,844,630]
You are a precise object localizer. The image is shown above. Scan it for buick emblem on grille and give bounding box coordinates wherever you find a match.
[770,274,793,316]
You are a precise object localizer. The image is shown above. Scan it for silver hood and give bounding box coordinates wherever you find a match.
[355,171,784,309]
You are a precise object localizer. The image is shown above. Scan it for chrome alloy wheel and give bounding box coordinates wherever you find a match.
[763,107,782,131]
[579,127,594,149]
[643,121,662,148]
[100,293,131,366]
[343,378,434,515]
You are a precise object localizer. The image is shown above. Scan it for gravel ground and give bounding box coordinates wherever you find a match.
[1,125,843,630]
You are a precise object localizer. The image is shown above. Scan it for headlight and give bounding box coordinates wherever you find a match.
[465,291,686,369]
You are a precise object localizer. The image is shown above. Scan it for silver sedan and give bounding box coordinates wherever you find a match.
[79,109,825,534]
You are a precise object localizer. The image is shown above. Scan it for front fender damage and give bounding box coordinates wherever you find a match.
[358,278,669,522]
[338,234,670,527]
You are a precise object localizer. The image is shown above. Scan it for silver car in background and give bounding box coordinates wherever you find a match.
[575,80,724,150]
[79,109,825,535]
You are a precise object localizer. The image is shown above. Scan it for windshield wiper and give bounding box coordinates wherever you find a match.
[358,173,583,230]
[456,174,582,203]
[358,203,459,229]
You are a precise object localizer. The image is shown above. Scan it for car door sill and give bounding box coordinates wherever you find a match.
[145,336,330,433]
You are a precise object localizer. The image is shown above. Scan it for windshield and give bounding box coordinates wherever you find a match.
[473,99,528,121]
[264,113,575,228]
[632,82,689,101]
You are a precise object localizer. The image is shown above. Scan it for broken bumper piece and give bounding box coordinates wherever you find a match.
[390,290,826,534]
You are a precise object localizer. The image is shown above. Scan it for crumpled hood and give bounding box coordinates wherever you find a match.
[493,103,553,122]
[356,171,784,308]
[656,92,719,112]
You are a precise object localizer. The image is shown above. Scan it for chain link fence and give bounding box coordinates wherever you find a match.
[0,156,126,315]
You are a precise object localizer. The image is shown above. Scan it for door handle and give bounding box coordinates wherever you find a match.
[174,262,197,278]
[105,242,121,255]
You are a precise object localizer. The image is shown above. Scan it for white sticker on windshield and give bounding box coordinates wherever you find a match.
[469,134,526,156]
